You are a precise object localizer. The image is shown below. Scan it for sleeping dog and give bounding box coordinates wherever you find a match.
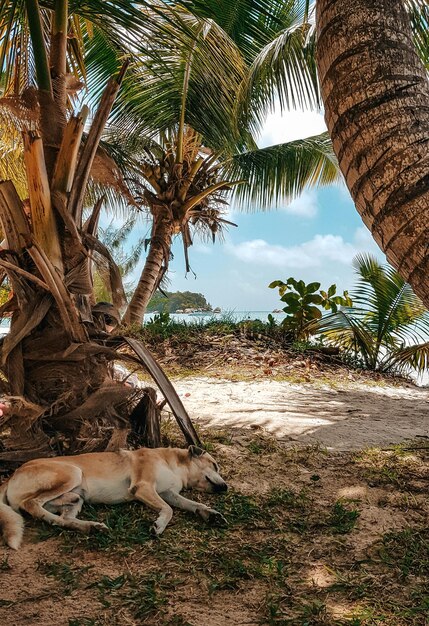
[0,445,227,549]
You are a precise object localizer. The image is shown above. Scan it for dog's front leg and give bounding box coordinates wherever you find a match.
[130,484,173,535]
[160,490,227,526]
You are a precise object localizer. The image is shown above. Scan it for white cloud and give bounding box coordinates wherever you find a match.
[281,190,318,218]
[228,226,387,273]
[259,109,327,148]
[228,233,358,269]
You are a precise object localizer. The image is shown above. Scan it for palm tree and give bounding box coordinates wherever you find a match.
[93,218,145,302]
[316,0,429,308]
[315,254,429,374]
[105,0,341,324]
[0,0,203,461]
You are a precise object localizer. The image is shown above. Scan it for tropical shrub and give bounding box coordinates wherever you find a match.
[269,278,351,340]
[315,255,429,374]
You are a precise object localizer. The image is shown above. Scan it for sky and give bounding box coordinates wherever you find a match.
[121,109,386,312]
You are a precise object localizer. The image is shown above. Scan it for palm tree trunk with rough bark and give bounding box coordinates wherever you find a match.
[123,213,173,325]
[316,0,429,306]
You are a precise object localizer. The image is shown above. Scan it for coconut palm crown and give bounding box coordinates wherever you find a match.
[100,0,341,323]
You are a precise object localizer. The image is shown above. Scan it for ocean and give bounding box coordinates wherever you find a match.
[143,310,285,324]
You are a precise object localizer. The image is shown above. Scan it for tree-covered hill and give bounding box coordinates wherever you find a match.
[147,291,212,313]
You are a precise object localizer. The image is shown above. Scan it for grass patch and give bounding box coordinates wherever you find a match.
[355,446,428,490]
[379,528,429,578]
[37,560,91,594]
[36,501,154,552]
[326,501,360,534]
[91,572,169,620]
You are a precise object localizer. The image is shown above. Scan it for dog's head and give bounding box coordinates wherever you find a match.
[186,446,228,493]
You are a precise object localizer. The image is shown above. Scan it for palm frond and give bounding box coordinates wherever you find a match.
[313,255,429,372]
[239,8,320,137]
[352,254,429,345]
[387,341,429,374]
[406,0,429,69]
[221,132,339,208]
[181,0,309,62]
[0,1,199,105]
[109,10,247,152]
[311,308,376,368]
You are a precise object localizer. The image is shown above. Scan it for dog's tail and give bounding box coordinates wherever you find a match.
[0,480,24,549]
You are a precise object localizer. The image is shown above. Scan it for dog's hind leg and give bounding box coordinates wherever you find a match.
[20,469,106,533]
[130,484,173,535]
[160,490,227,526]
[45,492,84,519]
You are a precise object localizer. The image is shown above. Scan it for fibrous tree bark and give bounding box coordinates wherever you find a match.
[316,0,429,306]
[0,1,200,463]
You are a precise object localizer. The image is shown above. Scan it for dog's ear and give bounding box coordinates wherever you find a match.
[188,445,205,458]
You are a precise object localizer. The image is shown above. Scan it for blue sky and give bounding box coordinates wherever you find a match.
[121,109,386,312]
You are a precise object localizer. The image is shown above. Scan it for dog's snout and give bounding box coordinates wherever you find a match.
[213,481,228,493]
[206,476,228,492]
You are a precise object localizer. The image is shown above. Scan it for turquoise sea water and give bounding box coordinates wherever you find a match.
[143,310,286,324]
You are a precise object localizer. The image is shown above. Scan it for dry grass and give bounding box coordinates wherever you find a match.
[0,425,428,626]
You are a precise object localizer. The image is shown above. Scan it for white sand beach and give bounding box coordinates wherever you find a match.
[172,378,429,450]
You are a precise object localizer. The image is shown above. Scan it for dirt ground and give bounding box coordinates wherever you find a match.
[0,374,428,626]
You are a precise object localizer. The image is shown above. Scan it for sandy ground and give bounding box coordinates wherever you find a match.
[1,376,428,625]
[171,377,429,450]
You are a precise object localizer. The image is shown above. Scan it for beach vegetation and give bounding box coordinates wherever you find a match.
[269,277,352,340]
[315,255,429,374]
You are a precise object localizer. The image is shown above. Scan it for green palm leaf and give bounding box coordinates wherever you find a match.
[109,10,247,152]
[352,254,429,346]
[180,0,300,62]
[406,0,429,69]
[313,255,429,372]
[389,342,429,374]
[311,308,376,368]
[239,9,319,137]
[221,132,339,207]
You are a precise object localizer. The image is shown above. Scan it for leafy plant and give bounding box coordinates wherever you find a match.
[269,278,351,340]
[315,254,429,373]
[326,501,360,534]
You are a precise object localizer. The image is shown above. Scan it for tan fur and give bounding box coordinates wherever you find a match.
[0,446,227,550]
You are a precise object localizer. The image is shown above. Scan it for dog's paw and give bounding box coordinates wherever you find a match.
[150,523,163,537]
[91,522,108,533]
[200,508,228,526]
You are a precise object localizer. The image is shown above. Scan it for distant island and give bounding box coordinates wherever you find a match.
[147,290,216,314]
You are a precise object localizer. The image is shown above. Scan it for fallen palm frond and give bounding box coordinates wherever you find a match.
[110,335,201,447]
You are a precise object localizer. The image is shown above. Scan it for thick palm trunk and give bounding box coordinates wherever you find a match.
[316,0,429,306]
[0,2,200,463]
[123,214,173,325]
